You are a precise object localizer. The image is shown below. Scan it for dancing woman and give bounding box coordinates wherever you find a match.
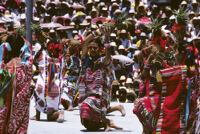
[31,41,65,122]
[0,33,32,134]
[78,26,124,131]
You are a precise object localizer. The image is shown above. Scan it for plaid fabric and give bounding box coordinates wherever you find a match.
[79,57,112,108]
[155,65,187,134]
[80,96,104,128]
[133,80,162,131]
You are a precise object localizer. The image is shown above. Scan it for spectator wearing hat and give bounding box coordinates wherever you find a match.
[110,3,119,18]
[135,2,146,19]
[111,80,119,101]
[121,0,131,13]
[113,9,122,19]
[90,8,98,19]
[192,0,200,14]
[127,44,138,59]
[119,29,131,52]
[125,78,137,103]
[118,44,127,55]
[79,19,90,38]
[180,1,188,11]
[117,87,128,103]
[119,75,126,86]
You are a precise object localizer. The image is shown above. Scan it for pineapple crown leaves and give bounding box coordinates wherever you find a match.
[146,17,163,36]
[31,23,42,34]
[15,27,26,36]
[114,12,131,28]
[173,7,189,25]
[104,12,131,31]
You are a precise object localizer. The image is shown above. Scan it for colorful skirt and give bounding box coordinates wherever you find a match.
[80,96,106,131]
[0,65,32,134]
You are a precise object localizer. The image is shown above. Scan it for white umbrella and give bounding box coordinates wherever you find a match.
[40,22,63,28]
[112,55,134,66]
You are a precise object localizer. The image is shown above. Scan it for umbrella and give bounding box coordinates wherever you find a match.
[70,4,85,10]
[56,26,74,30]
[40,22,63,28]
[0,6,6,10]
[138,17,152,24]
[92,17,107,24]
[112,55,134,66]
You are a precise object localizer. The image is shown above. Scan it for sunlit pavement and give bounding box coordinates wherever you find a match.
[28,100,143,134]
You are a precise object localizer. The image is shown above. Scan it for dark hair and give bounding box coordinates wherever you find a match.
[88,36,103,49]
[5,33,24,63]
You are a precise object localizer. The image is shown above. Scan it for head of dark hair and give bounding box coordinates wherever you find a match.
[4,33,24,63]
[88,36,103,50]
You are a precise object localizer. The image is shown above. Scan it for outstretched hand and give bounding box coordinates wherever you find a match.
[100,23,112,42]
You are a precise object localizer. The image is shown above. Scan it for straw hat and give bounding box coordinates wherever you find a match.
[4,10,12,18]
[181,1,187,5]
[126,78,133,84]
[86,0,93,5]
[118,45,125,50]
[112,80,119,86]
[112,3,119,7]
[120,29,126,34]
[138,2,145,8]
[110,33,116,37]
[120,75,126,81]
[110,42,117,47]
[192,0,198,5]
[80,20,90,26]
[69,22,75,26]
[114,9,122,15]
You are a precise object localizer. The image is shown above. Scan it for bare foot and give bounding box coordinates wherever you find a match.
[119,105,126,117]
[67,104,74,111]
[109,119,123,130]
[57,110,64,123]
[30,115,40,121]
[105,124,111,132]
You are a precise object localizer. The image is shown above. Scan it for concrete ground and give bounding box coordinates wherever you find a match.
[28,100,143,134]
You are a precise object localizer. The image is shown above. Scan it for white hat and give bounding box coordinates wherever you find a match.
[126,78,133,84]
[110,42,117,47]
[111,0,117,2]
[118,45,125,50]
[112,2,119,7]
[181,1,187,5]
[70,22,75,26]
[110,33,116,37]
[120,29,126,34]
[91,8,97,12]
[189,11,195,15]
[33,17,40,21]
[169,15,175,20]
[140,32,146,37]
[114,9,122,14]
[129,9,135,14]
[20,13,26,20]
[4,10,12,18]
[86,16,92,20]
[72,30,78,34]
[99,2,105,6]
[80,20,90,26]
[192,0,198,4]
[91,24,97,29]
[50,29,55,33]
[120,75,126,81]
[87,0,93,4]
[102,7,108,11]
